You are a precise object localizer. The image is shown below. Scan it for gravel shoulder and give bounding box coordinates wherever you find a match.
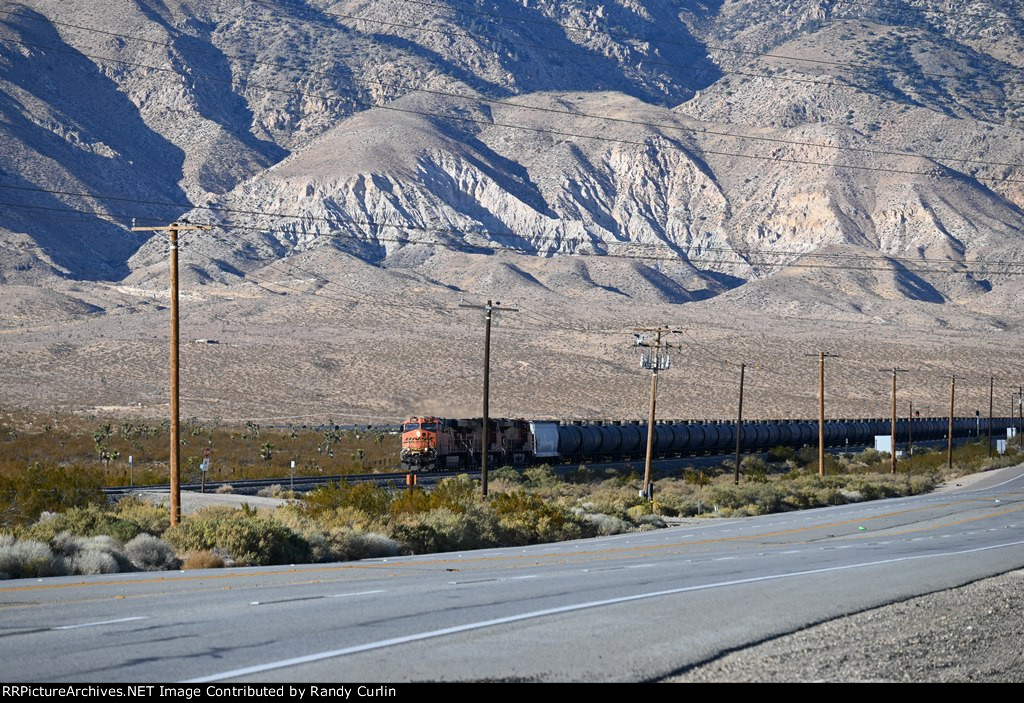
[665,569,1024,682]
[666,465,1024,682]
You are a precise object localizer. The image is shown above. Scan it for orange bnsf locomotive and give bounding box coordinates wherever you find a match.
[400,416,556,471]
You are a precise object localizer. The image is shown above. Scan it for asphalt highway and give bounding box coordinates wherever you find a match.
[2,466,1022,682]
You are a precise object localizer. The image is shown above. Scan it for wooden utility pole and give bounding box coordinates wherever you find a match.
[130,221,211,526]
[460,299,517,497]
[1019,385,1023,448]
[988,376,994,458]
[881,368,907,474]
[809,352,838,477]
[634,327,679,500]
[735,363,745,485]
[908,401,914,457]
[948,376,956,472]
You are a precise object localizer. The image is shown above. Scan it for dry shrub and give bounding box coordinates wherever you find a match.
[124,533,180,571]
[257,484,284,498]
[584,513,631,535]
[182,550,225,570]
[0,537,59,578]
[215,484,234,494]
[322,530,404,562]
[50,533,133,575]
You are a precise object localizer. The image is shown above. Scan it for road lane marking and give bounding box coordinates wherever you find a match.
[183,537,1024,683]
[253,589,388,605]
[971,471,1024,491]
[449,575,538,585]
[326,590,387,598]
[52,616,148,630]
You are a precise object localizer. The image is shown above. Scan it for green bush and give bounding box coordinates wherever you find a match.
[428,475,478,512]
[0,464,105,528]
[164,507,309,566]
[491,491,594,544]
[523,464,559,487]
[391,508,501,554]
[304,481,391,517]
[767,445,797,464]
[741,456,770,482]
[389,488,432,516]
[112,496,171,536]
[23,504,145,544]
[489,467,523,484]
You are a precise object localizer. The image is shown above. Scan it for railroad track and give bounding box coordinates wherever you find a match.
[102,436,984,497]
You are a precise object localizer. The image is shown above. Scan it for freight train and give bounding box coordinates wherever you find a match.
[400,415,1018,471]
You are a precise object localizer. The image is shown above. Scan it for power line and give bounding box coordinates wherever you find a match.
[5,195,1024,277]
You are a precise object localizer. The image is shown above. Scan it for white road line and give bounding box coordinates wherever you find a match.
[450,576,538,585]
[53,616,148,631]
[971,472,1024,490]
[182,538,1024,683]
[326,590,387,598]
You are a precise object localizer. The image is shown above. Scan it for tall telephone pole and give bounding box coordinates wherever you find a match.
[908,401,915,457]
[460,299,517,497]
[948,376,956,472]
[634,327,679,500]
[988,376,994,458]
[130,221,211,526]
[1018,385,1023,448]
[735,363,745,485]
[809,351,839,477]
[881,368,907,474]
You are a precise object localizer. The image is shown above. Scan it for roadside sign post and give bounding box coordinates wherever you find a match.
[200,447,211,493]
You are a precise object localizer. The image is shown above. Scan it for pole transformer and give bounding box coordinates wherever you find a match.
[634,327,679,501]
